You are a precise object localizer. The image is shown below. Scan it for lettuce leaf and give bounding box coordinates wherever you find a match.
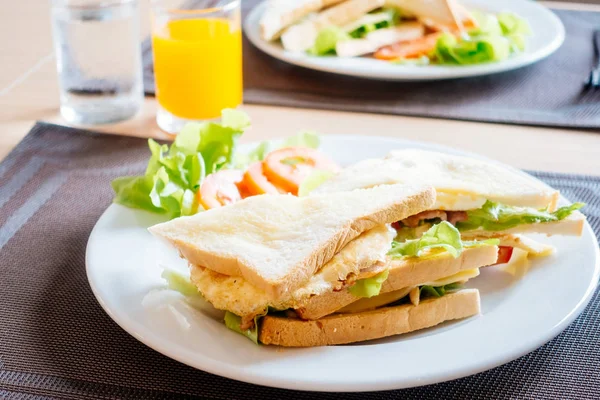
[498,12,532,36]
[161,269,262,344]
[298,169,335,197]
[224,311,260,344]
[434,11,531,65]
[309,26,350,56]
[389,221,464,258]
[456,201,585,232]
[420,282,462,299]
[349,269,390,298]
[112,109,250,218]
[161,269,202,298]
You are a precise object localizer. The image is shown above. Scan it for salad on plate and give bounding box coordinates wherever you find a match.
[259,0,532,65]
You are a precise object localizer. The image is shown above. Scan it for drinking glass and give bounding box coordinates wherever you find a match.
[151,0,243,133]
[51,0,144,125]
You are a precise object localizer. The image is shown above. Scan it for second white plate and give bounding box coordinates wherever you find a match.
[244,0,565,81]
[86,135,599,392]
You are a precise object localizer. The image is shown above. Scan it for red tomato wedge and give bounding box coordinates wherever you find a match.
[495,246,514,265]
[262,147,340,195]
[243,161,283,196]
[374,32,444,61]
[198,169,245,210]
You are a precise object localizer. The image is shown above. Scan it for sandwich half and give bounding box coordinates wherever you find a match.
[151,183,498,346]
[313,149,585,259]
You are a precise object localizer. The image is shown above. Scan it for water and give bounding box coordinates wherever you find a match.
[51,0,143,125]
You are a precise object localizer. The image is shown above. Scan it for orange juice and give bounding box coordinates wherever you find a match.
[152,18,242,120]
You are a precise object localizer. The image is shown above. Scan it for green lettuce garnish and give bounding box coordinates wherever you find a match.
[161,269,202,298]
[420,282,462,299]
[434,11,531,65]
[232,131,320,169]
[112,109,250,218]
[224,311,261,344]
[434,32,510,65]
[298,169,335,197]
[456,201,585,232]
[309,27,350,56]
[349,269,390,298]
[347,9,398,39]
[389,221,464,258]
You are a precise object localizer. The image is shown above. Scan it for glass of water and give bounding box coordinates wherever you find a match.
[51,0,143,125]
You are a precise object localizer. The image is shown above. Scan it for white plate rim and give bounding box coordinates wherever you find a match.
[86,134,600,392]
[243,0,566,81]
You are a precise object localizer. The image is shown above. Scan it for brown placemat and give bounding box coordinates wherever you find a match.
[1,122,599,400]
[140,3,600,129]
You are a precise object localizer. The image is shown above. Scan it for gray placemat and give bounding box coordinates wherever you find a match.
[141,3,600,129]
[0,122,599,400]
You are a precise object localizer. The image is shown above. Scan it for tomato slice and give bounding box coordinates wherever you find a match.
[243,161,283,196]
[374,33,443,61]
[495,246,514,265]
[198,169,245,209]
[262,147,340,195]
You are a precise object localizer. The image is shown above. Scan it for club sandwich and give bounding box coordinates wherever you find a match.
[150,183,500,346]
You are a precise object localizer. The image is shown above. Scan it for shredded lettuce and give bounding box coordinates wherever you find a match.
[224,311,260,344]
[349,269,390,298]
[298,169,335,197]
[112,109,250,218]
[389,221,464,258]
[309,26,350,56]
[456,201,584,232]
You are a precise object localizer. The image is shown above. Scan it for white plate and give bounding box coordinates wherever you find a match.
[86,135,599,392]
[244,0,565,81]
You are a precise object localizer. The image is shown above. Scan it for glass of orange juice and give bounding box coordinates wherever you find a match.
[150,0,242,133]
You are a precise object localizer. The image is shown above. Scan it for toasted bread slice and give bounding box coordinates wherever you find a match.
[260,0,347,41]
[281,0,385,52]
[296,244,497,320]
[189,225,396,318]
[150,184,435,298]
[259,289,480,346]
[314,149,559,211]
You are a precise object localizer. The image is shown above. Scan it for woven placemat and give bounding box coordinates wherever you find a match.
[0,122,598,400]
[140,3,600,129]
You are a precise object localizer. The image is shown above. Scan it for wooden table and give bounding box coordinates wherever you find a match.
[1,1,599,175]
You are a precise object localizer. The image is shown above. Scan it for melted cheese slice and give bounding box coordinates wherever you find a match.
[462,232,555,257]
[189,225,396,318]
[314,149,558,211]
[422,268,480,286]
[336,268,480,313]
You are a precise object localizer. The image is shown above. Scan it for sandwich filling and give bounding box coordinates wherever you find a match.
[189,219,498,340]
[189,224,396,324]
